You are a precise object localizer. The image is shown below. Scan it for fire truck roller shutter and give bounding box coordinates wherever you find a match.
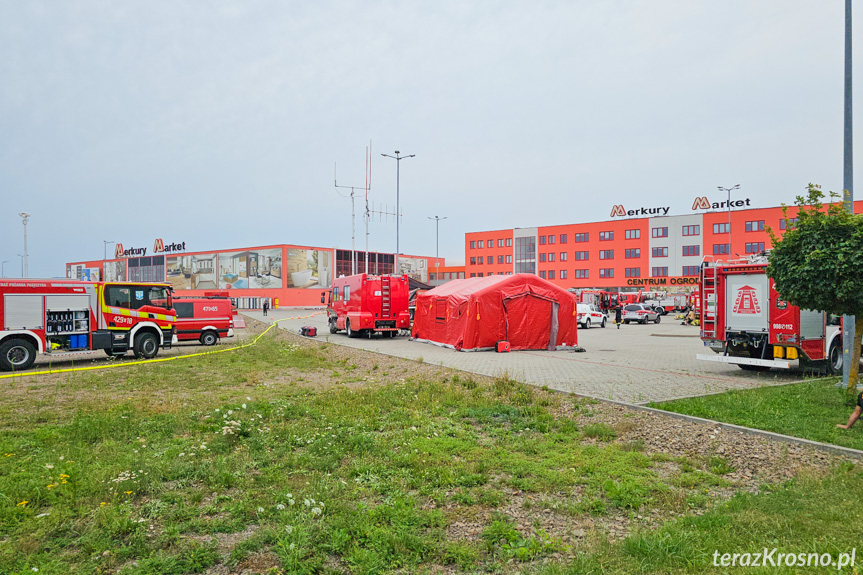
[725,275,769,333]
[4,295,44,330]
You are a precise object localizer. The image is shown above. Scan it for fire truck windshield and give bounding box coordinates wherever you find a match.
[105,285,172,311]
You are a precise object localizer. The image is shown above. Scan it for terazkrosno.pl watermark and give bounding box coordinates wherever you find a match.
[713,549,856,570]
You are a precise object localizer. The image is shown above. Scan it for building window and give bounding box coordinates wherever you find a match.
[506,255,512,263]
[599,250,614,260]
[651,267,669,277]
[549,253,556,262]
[682,266,700,276]
[599,268,614,278]
[478,273,483,277]
[539,236,546,245]
[779,218,797,230]
[745,220,765,232]
[651,227,669,238]
[575,251,589,261]
[477,240,483,249]
[560,270,567,279]
[470,273,476,278]
[682,245,700,257]
[575,233,589,242]
[713,223,730,234]
[746,242,766,254]
[539,270,547,279]
[487,239,493,247]
[548,235,555,245]
[713,243,730,255]
[560,252,567,261]
[514,236,536,274]
[470,241,476,249]
[599,231,614,241]
[651,247,668,258]
[498,255,504,264]
[548,270,555,280]
[575,269,589,279]
[485,256,491,264]
[470,257,476,265]
[539,253,547,262]
[560,234,568,244]
[625,229,641,239]
[625,248,641,259]
[625,267,641,278]
[682,225,700,236]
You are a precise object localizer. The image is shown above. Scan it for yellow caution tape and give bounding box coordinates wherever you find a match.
[0,313,324,380]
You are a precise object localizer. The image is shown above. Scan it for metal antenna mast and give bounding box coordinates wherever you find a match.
[334,163,364,275]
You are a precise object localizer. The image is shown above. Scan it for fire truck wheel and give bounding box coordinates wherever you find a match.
[346,319,357,338]
[654,315,661,324]
[200,331,218,346]
[0,339,36,371]
[601,317,607,328]
[133,332,159,359]
[329,319,338,334]
[828,339,843,375]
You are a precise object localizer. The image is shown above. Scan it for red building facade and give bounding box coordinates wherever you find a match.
[466,200,863,291]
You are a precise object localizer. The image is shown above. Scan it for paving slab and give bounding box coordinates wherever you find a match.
[251,309,812,404]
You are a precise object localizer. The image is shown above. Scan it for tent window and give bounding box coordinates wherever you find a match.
[435,299,447,323]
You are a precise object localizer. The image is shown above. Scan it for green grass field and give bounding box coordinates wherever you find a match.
[1,333,861,574]
[652,379,863,452]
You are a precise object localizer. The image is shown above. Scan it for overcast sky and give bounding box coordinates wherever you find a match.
[0,1,857,277]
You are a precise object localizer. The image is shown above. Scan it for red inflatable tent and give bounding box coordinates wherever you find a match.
[411,274,579,351]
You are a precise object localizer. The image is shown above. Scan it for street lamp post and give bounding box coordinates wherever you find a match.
[17,254,24,277]
[104,240,115,261]
[843,0,856,388]
[428,215,447,283]
[717,185,740,255]
[381,150,415,275]
[1,260,7,278]
[18,212,30,277]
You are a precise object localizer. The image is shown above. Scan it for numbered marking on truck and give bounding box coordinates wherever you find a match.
[772,323,794,330]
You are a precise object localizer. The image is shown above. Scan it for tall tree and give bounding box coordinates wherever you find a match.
[767,184,863,391]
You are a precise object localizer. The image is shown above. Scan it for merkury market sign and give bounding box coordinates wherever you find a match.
[610,197,753,217]
[114,239,187,258]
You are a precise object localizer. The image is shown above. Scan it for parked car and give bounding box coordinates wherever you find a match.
[576,303,607,329]
[622,303,661,324]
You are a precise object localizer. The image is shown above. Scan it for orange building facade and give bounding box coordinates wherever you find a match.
[466,199,863,291]
[67,242,442,309]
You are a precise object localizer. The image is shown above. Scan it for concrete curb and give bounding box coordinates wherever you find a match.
[596,397,863,460]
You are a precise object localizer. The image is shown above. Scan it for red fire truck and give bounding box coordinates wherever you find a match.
[172,296,234,345]
[0,279,176,371]
[697,258,844,373]
[322,274,411,338]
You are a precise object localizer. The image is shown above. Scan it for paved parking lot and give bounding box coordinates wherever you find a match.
[251,309,810,404]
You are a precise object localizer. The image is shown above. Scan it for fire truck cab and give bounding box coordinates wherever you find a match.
[697,258,844,373]
[0,279,176,371]
[322,273,411,338]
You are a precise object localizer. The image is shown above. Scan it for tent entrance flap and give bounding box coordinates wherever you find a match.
[503,294,555,350]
